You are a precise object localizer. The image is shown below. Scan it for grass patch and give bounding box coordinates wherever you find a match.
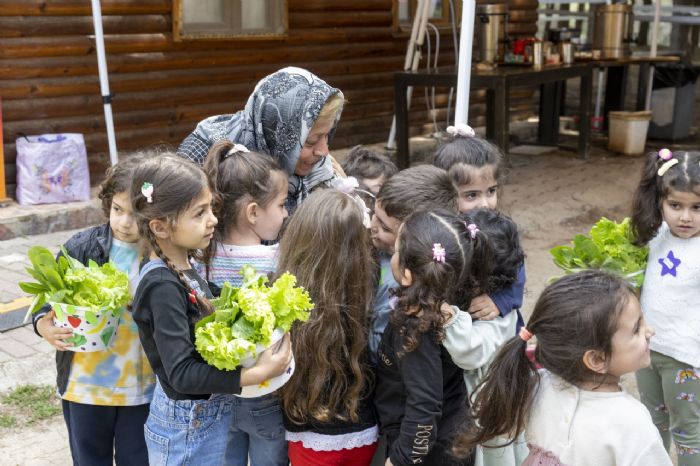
[0,384,60,427]
[0,413,16,428]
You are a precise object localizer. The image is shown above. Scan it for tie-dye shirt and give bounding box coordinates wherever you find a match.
[62,238,155,406]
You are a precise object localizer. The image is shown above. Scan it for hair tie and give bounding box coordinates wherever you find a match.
[224,143,250,159]
[657,148,678,176]
[330,177,372,228]
[331,176,360,194]
[432,243,446,263]
[141,182,154,203]
[519,327,534,342]
[446,124,476,138]
[466,223,479,239]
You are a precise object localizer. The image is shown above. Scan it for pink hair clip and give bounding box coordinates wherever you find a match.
[658,148,673,161]
[657,148,678,177]
[432,243,446,263]
[141,182,154,203]
[466,223,479,239]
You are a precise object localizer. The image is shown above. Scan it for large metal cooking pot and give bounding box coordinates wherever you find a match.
[593,4,634,59]
[476,4,509,63]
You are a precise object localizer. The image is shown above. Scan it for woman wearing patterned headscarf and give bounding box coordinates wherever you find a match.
[178,67,344,211]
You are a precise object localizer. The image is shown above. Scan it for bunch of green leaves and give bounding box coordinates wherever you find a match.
[550,217,649,288]
[195,265,313,370]
[18,246,130,314]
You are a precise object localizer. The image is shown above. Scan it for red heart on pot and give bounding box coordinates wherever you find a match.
[67,316,82,328]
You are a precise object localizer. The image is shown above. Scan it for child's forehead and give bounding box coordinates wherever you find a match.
[461,163,496,178]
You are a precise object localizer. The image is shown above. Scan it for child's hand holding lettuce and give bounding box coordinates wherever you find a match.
[195,266,313,370]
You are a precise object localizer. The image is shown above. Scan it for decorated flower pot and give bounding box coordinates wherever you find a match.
[51,302,122,352]
[238,328,295,398]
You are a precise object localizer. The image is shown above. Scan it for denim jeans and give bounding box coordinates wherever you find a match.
[225,392,288,466]
[144,382,234,466]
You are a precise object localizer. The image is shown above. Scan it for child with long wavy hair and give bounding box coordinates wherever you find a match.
[130,154,292,466]
[631,149,700,462]
[278,189,378,465]
[375,209,492,466]
[453,270,670,466]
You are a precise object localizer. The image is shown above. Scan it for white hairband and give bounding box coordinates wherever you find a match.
[225,143,250,158]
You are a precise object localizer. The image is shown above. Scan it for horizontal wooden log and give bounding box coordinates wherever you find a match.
[0,14,169,38]
[507,23,539,36]
[0,40,409,79]
[0,55,409,99]
[0,0,170,16]
[289,11,391,28]
[0,27,403,59]
[289,0,389,11]
[508,10,539,22]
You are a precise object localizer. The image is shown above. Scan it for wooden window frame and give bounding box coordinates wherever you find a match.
[173,0,289,41]
[392,0,462,37]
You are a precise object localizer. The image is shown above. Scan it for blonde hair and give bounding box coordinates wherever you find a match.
[315,94,344,127]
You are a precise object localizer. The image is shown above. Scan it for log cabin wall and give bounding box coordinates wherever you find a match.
[0,0,538,198]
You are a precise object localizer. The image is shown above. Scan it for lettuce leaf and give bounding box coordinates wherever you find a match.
[550,217,648,288]
[19,246,130,314]
[195,265,313,370]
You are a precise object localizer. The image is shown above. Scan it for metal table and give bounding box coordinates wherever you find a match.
[393,62,593,168]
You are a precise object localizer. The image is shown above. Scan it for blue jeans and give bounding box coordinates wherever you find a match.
[225,392,288,466]
[144,382,233,466]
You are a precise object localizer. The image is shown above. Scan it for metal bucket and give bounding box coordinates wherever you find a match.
[593,4,633,59]
[476,4,509,63]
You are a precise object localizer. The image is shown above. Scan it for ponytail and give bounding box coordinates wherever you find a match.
[453,336,537,455]
[201,139,287,279]
[454,270,634,457]
[631,151,665,246]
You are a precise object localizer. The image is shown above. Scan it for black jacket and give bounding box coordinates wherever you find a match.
[375,322,469,466]
[31,223,112,395]
[131,264,241,400]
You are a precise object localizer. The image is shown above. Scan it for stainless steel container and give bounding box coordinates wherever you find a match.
[476,4,509,63]
[593,4,633,59]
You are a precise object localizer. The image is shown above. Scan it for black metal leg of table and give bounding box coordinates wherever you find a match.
[636,63,650,111]
[603,65,628,127]
[486,89,496,141]
[538,82,562,145]
[494,78,510,160]
[578,67,592,159]
[394,81,410,169]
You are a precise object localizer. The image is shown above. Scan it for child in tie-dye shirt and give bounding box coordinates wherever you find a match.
[32,154,155,466]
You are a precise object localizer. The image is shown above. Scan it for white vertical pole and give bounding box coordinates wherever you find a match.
[90,0,118,166]
[387,0,430,149]
[645,0,661,110]
[455,0,476,125]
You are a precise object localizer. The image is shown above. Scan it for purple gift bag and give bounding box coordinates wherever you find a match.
[15,133,91,205]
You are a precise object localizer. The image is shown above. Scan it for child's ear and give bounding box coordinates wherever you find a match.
[582,349,608,375]
[398,267,413,287]
[149,219,169,240]
[245,202,259,225]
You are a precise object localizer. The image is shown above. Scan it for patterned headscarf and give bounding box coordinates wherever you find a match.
[177,67,344,208]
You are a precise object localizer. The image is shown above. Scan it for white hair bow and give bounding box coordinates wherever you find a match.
[446,124,476,138]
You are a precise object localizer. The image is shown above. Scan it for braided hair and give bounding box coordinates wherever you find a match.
[131,154,214,315]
